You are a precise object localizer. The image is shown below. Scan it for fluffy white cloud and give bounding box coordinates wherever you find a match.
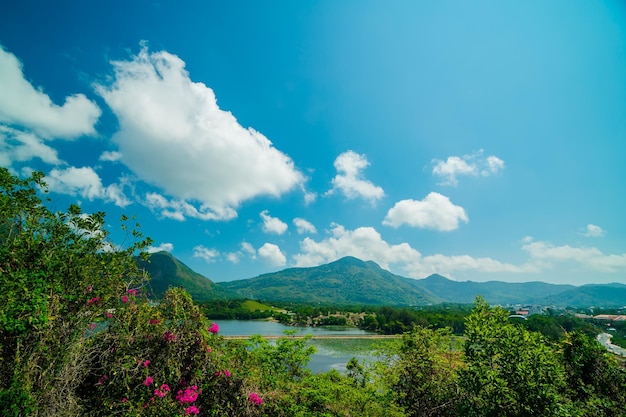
[96,47,303,220]
[326,151,384,203]
[193,245,220,262]
[293,223,420,270]
[258,243,287,266]
[522,238,626,273]
[432,150,504,186]
[582,224,605,237]
[0,46,100,139]
[147,242,174,253]
[144,192,237,221]
[260,210,288,235]
[0,126,61,166]
[383,192,468,231]
[99,151,122,162]
[46,166,131,207]
[293,217,317,234]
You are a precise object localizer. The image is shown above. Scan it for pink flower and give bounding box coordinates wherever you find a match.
[248,392,263,405]
[105,312,113,319]
[85,285,93,293]
[208,322,219,334]
[184,405,200,415]
[143,360,150,367]
[122,397,127,403]
[154,384,170,398]
[86,297,101,305]
[224,369,231,378]
[163,330,177,342]
[143,376,153,386]
[176,385,199,404]
[97,374,108,385]
[207,347,211,353]
[89,323,97,331]
[149,318,161,325]
[127,288,138,296]
[121,295,129,303]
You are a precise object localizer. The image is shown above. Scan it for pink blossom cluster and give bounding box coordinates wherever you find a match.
[176,385,200,404]
[143,376,153,386]
[248,392,263,405]
[143,359,150,367]
[121,295,129,303]
[127,288,138,296]
[86,297,101,305]
[184,405,200,415]
[163,330,177,342]
[215,369,231,378]
[208,322,219,334]
[149,318,161,325]
[153,384,170,398]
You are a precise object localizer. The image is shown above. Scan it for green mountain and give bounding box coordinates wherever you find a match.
[218,256,441,306]
[413,274,575,305]
[138,251,233,301]
[536,282,626,307]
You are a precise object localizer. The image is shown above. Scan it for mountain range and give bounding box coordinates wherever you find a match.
[140,252,626,307]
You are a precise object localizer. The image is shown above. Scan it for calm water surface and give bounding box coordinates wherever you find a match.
[217,320,376,373]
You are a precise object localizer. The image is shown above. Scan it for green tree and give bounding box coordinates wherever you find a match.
[0,168,151,415]
[458,297,568,417]
[562,331,626,416]
[377,326,460,417]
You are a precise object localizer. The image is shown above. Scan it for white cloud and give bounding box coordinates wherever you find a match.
[144,192,237,221]
[99,151,122,162]
[293,217,317,234]
[260,210,288,235]
[582,224,605,237]
[522,238,626,273]
[404,254,528,278]
[46,166,131,207]
[96,47,303,221]
[326,151,384,203]
[0,46,100,139]
[293,223,420,270]
[147,242,174,253]
[226,241,257,264]
[0,126,61,166]
[383,192,468,231]
[241,241,257,258]
[193,245,220,262]
[258,243,287,266]
[432,150,504,186]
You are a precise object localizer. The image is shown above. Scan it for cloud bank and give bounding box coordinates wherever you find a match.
[0,46,101,140]
[96,47,303,220]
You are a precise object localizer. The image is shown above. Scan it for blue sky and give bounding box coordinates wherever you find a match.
[1,1,625,285]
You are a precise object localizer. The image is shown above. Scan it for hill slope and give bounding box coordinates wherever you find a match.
[537,283,626,307]
[138,251,233,301]
[413,274,575,305]
[218,256,441,306]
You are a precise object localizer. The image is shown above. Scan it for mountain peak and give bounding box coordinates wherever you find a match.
[330,256,368,268]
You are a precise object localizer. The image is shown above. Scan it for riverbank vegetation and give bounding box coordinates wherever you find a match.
[2,168,626,416]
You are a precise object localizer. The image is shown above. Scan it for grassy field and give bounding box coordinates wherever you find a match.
[241,299,275,311]
[311,337,396,355]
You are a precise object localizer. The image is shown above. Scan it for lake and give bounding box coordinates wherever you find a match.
[217,320,381,373]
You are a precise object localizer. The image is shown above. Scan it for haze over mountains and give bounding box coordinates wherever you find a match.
[142,252,626,307]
